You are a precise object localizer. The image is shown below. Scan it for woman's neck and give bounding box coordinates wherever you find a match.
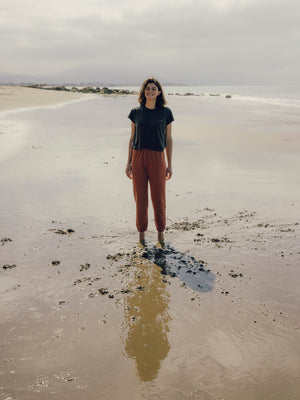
[145,100,156,109]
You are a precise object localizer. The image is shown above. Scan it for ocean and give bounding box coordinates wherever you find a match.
[115,83,300,107]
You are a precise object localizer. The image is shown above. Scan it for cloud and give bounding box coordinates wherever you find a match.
[1,0,300,83]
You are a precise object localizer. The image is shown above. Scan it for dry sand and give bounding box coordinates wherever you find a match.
[0,86,300,400]
[0,85,90,114]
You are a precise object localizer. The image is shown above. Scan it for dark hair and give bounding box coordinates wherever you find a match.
[138,77,167,108]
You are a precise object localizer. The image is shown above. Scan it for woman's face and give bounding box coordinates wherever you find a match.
[144,83,161,101]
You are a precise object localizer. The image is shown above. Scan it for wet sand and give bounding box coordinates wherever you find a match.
[1,87,300,399]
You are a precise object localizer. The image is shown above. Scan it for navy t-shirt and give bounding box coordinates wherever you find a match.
[128,105,174,152]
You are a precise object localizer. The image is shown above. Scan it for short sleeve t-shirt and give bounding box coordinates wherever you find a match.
[128,105,174,152]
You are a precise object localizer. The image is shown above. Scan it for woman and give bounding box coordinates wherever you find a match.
[125,77,174,245]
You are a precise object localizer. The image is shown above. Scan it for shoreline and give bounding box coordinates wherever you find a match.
[24,83,231,98]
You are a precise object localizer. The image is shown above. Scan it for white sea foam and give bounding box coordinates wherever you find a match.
[230,94,300,107]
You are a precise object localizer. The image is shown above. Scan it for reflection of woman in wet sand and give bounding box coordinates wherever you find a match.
[126,78,174,245]
[123,264,171,382]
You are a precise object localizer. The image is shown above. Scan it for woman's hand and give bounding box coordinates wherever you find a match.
[126,163,133,179]
[166,166,172,180]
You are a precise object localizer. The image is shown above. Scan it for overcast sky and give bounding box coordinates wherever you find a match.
[1,0,300,84]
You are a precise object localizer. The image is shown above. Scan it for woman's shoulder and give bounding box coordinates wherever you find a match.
[128,105,143,115]
[130,104,143,111]
[161,105,173,113]
[128,105,144,122]
[161,106,174,115]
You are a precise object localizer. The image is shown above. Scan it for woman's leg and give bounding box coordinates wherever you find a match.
[131,150,149,234]
[157,232,165,244]
[139,231,146,245]
[146,150,166,234]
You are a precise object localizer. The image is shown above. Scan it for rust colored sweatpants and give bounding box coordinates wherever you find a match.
[131,149,166,233]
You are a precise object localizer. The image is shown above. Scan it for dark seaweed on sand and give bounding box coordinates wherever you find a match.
[137,244,215,293]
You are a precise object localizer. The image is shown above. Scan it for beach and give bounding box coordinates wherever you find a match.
[0,85,90,113]
[1,85,300,400]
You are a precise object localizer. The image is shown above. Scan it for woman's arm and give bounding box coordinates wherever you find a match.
[165,122,173,180]
[125,121,135,179]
